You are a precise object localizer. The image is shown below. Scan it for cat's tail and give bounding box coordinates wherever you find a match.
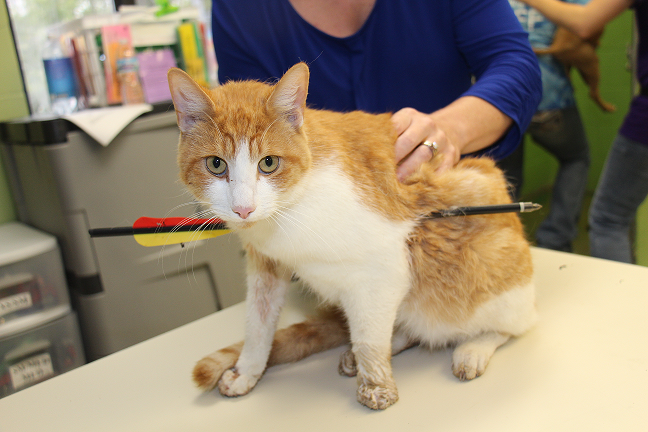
[192,309,349,390]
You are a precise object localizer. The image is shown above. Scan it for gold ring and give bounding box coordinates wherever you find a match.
[422,140,439,157]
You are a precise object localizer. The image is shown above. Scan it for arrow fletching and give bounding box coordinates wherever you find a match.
[89,217,231,247]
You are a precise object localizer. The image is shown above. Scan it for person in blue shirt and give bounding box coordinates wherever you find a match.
[508,0,591,252]
[211,0,542,179]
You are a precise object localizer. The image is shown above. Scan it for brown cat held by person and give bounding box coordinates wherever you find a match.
[167,63,537,410]
[535,26,616,112]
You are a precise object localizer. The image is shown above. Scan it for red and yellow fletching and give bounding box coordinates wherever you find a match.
[88,217,231,247]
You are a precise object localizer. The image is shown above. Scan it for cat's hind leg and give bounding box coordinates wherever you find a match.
[338,327,416,377]
[340,275,411,410]
[451,331,510,381]
[337,349,357,377]
[451,280,537,381]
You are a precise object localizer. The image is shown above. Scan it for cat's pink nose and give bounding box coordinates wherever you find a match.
[233,206,256,219]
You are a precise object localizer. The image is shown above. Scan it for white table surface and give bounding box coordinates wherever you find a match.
[1,248,647,431]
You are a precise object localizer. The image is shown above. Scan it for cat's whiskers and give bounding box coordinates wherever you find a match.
[156,203,203,278]
[185,214,224,285]
[161,201,212,220]
[157,206,216,281]
[166,187,196,202]
[170,212,209,282]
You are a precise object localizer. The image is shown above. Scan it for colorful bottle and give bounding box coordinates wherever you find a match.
[42,36,78,115]
[116,45,145,105]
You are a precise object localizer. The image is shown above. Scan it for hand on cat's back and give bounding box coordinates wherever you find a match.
[392,108,460,181]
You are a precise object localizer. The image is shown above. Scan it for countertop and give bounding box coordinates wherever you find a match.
[1,248,647,431]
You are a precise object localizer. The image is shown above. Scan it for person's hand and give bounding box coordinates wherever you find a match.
[391,108,461,181]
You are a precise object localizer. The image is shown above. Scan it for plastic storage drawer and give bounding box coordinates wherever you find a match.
[0,311,85,397]
[0,222,71,334]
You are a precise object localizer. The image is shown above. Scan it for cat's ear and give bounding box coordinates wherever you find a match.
[268,63,309,129]
[167,68,216,133]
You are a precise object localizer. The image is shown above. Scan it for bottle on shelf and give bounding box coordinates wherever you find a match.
[116,43,145,105]
[42,35,78,116]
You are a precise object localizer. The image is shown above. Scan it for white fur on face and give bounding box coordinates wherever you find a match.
[205,140,279,225]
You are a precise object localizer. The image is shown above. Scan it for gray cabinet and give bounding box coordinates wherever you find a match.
[1,111,247,361]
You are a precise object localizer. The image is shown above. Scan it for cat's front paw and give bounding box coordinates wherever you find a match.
[338,349,357,377]
[357,382,399,410]
[451,348,489,381]
[217,368,260,397]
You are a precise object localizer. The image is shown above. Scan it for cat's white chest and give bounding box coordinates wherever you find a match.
[238,167,413,300]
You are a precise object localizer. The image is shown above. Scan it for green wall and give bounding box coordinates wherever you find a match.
[638,200,648,265]
[520,11,648,266]
[0,0,28,224]
[521,11,634,195]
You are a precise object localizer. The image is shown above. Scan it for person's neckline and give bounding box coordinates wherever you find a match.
[285,0,378,41]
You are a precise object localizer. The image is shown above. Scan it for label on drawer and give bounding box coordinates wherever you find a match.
[0,292,33,317]
[9,353,55,390]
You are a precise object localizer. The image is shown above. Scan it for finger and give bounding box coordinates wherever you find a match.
[434,140,461,173]
[434,154,455,173]
[393,122,435,163]
[397,140,461,180]
[396,145,432,181]
[391,108,437,163]
[390,108,414,135]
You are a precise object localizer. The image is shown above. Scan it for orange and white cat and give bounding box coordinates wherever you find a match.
[168,63,537,410]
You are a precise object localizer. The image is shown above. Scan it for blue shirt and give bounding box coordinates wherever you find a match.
[510,0,588,111]
[211,0,542,159]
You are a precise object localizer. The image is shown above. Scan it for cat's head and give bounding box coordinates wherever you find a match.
[168,63,313,229]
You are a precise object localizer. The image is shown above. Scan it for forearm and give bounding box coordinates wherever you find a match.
[522,0,631,39]
[430,96,513,155]
[394,0,540,177]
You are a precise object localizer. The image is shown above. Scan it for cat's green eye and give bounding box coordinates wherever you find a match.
[206,156,227,176]
[259,155,280,174]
